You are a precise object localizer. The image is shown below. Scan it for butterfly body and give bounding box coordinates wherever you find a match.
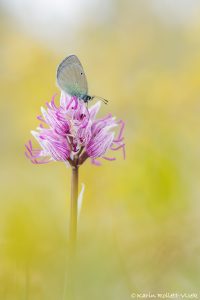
[80,94,94,103]
[56,55,107,104]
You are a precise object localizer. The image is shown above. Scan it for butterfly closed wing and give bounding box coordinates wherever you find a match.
[56,55,88,98]
[56,54,108,104]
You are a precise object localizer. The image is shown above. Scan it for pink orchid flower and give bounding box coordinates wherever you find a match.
[25,93,125,167]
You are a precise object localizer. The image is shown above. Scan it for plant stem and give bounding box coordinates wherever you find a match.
[69,166,79,256]
[63,166,79,300]
[65,166,79,300]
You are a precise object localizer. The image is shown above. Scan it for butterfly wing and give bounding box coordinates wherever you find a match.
[56,55,88,97]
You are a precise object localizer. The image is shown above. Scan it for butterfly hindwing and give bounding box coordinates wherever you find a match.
[56,55,88,97]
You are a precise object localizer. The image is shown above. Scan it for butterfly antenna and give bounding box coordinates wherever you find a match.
[94,96,108,104]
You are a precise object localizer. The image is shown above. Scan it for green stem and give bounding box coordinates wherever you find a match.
[69,166,79,256]
[65,166,79,300]
[63,166,79,300]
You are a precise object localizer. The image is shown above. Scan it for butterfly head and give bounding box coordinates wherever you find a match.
[80,94,93,103]
[81,95,108,104]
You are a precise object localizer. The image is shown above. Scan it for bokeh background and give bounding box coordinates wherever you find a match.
[1,0,200,299]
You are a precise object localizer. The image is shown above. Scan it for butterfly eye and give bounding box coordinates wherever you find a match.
[81,72,83,75]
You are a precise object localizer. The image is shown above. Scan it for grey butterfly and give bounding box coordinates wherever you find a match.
[56,55,108,104]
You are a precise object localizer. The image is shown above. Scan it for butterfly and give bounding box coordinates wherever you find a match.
[56,55,108,104]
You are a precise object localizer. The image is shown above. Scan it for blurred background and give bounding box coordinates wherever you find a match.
[1,0,200,299]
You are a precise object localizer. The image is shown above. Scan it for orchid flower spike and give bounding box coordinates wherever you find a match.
[25,93,125,167]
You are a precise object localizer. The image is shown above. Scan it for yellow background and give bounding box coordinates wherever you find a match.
[0,0,200,299]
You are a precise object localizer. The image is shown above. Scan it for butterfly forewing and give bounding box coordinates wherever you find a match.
[56,55,88,97]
